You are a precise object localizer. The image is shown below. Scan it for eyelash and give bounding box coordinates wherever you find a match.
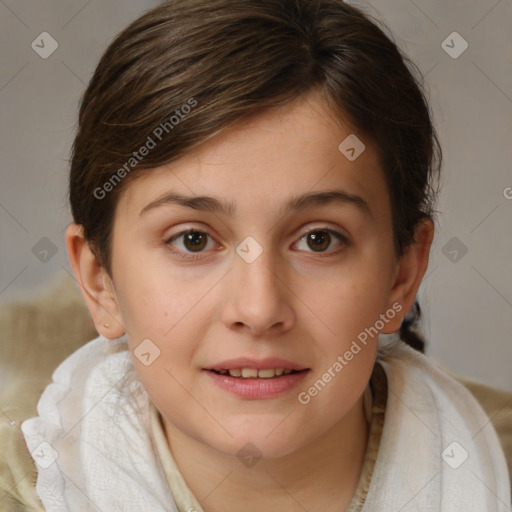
[164,226,350,261]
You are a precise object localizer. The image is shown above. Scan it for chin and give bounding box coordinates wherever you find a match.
[203,418,313,461]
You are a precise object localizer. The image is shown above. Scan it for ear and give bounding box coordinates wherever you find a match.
[65,223,125,339]
[381,218,434,334]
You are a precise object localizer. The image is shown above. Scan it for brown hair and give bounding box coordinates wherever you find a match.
[68,0,441,352]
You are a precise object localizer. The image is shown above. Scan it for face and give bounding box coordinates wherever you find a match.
[107,90,401,458]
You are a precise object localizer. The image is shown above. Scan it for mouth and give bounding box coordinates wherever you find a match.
[208,368,308,379]
[203,361,311,399]
[204,357,310,380]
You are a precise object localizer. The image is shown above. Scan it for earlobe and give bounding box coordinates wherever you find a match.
[381,218,434,334]
[65,223,125,339]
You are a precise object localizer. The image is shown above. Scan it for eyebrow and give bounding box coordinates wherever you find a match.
[139,189,371,218]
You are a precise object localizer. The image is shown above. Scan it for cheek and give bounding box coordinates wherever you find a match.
[124,320,201,423]
[294,347,376,446]
[113,258,208,338]
[297,260,391,346]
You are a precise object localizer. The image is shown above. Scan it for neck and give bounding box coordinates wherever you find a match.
[163,395,370,512]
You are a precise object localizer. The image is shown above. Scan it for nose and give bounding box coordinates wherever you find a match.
[221,247,295,337]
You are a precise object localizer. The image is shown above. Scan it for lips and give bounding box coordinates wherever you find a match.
[204,357,309,374]
[214,368,298,379]
[205,362,310,399]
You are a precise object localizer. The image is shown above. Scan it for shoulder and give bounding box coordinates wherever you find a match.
[377,340,512,491]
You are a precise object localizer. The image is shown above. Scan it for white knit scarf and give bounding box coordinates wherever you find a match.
[22,334,510,511]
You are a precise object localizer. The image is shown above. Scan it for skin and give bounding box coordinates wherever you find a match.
[67,88,434,511]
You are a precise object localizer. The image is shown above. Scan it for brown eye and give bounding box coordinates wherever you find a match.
[295,228,348,254]
[167,230,215,257]
[182,231,208,252]
[307,231,331,252]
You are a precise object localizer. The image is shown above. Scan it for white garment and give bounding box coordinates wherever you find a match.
[22,335,179,512]
[22,334,510,511]
[363,343,511,511]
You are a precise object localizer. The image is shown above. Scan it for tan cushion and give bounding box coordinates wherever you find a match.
[449,372,512,482]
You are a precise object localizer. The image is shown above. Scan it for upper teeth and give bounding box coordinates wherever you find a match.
[217,368,294,378]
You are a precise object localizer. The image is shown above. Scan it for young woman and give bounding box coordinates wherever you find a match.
[19,0,510,510]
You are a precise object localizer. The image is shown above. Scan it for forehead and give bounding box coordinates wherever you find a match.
[116,90,389,222]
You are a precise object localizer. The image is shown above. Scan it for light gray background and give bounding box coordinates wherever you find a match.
[1,0,511,390]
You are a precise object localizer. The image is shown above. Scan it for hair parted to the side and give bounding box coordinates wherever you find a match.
[68,0,442,352]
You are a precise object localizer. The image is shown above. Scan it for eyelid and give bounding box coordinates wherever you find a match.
[295,223,350,242]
